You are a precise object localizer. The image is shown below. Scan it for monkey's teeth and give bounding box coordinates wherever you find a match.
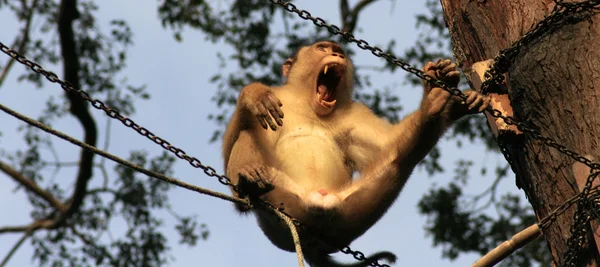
[324,65,328,75]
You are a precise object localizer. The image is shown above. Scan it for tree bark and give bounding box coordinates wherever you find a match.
[439,0,600,266]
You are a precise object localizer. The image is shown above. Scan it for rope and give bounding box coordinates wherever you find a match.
[0,103,249,207]
[274,208,305,267]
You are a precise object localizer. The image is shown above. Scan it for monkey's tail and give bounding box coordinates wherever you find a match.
[305,250,397,267]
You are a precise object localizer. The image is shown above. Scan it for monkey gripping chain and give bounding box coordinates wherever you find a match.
[266,0,600,266]
[0,0,598,265]
[0,42,392,267]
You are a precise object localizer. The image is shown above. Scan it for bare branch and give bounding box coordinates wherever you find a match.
[343,0,378,33]
[87,187,118,196]
[0,0,38,86]
[55,0,98,228]
[71,225,116,264]
[340,0,350,26]
[0,225,30,234]
[0,230,32,267]
[0,219,55,234]
[0,160,67,213]
[0,103,249,206]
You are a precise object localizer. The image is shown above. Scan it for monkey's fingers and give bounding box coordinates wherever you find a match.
[462,91,478,105]
[479,96,491,112]
[440,63,457,74]
[422,61,438,73]
[263,99,284,127]
[256,103,278,131]
[468,95,484,110]
[268,94,284,117]
[238,173,273,197]
[250,106,269,130]
[436,59,452,68]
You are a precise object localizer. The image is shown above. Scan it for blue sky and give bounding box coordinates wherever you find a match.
[0,1,521,266]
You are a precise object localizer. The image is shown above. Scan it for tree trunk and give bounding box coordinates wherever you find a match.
[439,0,600,266]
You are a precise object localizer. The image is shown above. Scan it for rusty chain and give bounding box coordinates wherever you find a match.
[2,0,599,265]
[0,42,239,193]
[267,0,600,265]
[268,0,600,171]
[0,41,392,267]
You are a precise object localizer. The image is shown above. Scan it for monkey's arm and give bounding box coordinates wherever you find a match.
[222,82,283,168]
[333,105,448,242]
[346,103,443,173]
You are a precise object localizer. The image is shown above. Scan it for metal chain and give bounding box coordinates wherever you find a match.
[267,0,600,265]
[0,42,238,191]
[562,170,600,266]
[2,0,599,265]
[0,41,392,267]
[268,0,600,171]
[480,0,600,94]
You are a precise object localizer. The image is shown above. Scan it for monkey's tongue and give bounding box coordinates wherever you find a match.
[317,85,336,108]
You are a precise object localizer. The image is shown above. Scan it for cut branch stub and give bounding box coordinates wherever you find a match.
[469,60,521,137]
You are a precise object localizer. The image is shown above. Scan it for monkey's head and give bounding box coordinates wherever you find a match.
[282,41,354,116]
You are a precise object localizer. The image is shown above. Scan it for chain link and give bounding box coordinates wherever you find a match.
[269,0,599,169]
[3,0,600,265]
[268,0,600,265]
[0,40,392,266]
[0,41,239,192]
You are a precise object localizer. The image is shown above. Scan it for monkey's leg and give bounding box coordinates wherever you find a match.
[333,153,409,242]
[226,131,272,212]
[239,164,314,221]
[335,114,447,242]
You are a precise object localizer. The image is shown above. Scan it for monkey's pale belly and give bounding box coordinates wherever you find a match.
[275,135,349,192]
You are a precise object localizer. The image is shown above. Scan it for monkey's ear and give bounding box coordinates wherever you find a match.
[282,58,293,77]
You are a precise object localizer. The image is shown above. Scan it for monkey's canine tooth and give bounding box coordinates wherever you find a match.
[324,65,328,75]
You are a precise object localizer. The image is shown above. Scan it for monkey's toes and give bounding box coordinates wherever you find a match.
[237,168,274,197]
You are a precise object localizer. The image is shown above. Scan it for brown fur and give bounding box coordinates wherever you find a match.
[222,41,490,267]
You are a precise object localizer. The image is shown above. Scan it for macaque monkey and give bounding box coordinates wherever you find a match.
[222,41,490,267]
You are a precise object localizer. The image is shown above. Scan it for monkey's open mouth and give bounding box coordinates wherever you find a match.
[316,63,344,108]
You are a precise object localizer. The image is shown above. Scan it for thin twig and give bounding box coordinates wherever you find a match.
[0,0,37,86]
[0,103,248,206]
[0,228,33,267]
[0,160,67,213]
[70,225,116,265]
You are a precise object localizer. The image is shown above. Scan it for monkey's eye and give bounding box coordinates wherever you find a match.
[316,44,327,52]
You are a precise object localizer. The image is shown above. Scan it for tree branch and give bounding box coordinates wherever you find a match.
[0,230,32,267]
[343,0,378,33]
[340,0,350,27]
[0,225,30,234]
[0,160,67,213]
[71,225,117,265]
[54,0,98,228]
[0,0,37,87]
[0,219,55,234]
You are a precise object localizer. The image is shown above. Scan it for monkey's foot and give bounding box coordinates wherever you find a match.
[305,191,341,209]
[237,164,274,198]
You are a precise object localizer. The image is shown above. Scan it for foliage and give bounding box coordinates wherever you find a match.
[158,0,552,266]
[0,0,206,266]
[0,0,552,266]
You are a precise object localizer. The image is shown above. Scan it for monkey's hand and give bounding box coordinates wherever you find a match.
[240,83,284,131]
[449,90,491,119]
[420,59,460,118]
[237,164,275,199]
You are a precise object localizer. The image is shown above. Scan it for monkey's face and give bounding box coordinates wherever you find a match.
[313,42,351,116]
[288,42,352,116]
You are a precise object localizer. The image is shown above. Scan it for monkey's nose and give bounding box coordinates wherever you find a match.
[331,52,344,59]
